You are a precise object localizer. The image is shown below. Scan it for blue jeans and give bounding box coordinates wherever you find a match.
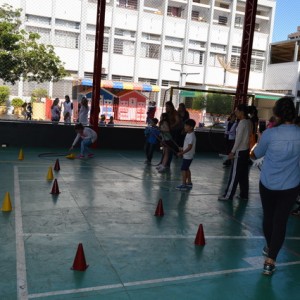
[80,138,92,156]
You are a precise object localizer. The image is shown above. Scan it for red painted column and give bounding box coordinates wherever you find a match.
[235,0,258,107]
[90,0,106,131]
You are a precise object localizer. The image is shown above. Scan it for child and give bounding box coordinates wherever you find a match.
[69,123,97,158]
[157,113,172,173]
[64,111,71,124]
[107,116,114,127]
[176,119,197,190]
[63,95,73,124]
[26,103,32,120]
[144,118,160,165]
[51,98,61,123]
[99,114,106,126]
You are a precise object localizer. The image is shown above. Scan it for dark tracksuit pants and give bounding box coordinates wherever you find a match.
[223,149,249,199]
[260,182,299,260]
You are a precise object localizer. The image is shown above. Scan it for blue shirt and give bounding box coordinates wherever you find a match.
[254,124,300,190]
[145,126,160,144]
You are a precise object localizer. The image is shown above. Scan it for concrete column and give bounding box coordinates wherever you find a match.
[107,0,117,80]
[78,0,88,79]
[133,0,144,82]
[294,41,299,62]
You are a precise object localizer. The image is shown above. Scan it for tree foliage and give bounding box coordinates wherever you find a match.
[192,93,206,110]
[31,88,48,102]
[0,4,68,84]
[0,85,10,105]
[206,93,233,115]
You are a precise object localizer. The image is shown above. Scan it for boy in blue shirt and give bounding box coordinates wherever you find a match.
[144,118,160,165]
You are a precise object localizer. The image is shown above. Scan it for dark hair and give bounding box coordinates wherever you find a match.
[74,123,84,130]
[65,95,70,101]
[179,103,186,109]
[185,119,196,128]
[165,101,175,112]
[152,118,158,125]
[273,97,295,124]
[236,104,249,118]
[159,113,170,127]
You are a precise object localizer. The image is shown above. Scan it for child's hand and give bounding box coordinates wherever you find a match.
[177,151,183,157]
[179,147,183,152]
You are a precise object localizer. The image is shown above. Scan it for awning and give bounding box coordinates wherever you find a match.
[255,95,281,101]
[80,79,160,92]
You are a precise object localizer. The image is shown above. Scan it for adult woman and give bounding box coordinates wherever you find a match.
[51,98,61,123]
[252,97,300,275]
[78,97,89,125]
[218,104,251,201]
[63,95,73,124]
[177,103,190,146]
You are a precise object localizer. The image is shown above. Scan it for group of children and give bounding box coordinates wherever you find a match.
[144,113,197,191]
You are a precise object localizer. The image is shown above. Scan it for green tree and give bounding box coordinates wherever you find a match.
[0,4,68,84]
[206,93,233,115]
[0,86,10,106]
[31,88,48,102]
[192,93,206,110]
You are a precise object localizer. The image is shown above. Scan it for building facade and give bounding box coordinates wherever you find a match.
[1,0,276,105]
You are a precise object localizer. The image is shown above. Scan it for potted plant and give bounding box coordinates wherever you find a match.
[0,86,10,115]
[31,88,48,120]
[11,97,25,116]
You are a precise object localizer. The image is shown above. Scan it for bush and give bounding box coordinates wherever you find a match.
[0,86,10,106]
[31,88,48,102]
[192,94,206,110]
[11,97,24,107]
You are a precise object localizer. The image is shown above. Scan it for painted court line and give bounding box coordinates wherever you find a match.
[28,261,300,299]
[14,166,29,300]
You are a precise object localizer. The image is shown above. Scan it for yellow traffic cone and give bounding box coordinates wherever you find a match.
[18,148,24,160]
[66,153,76,159]
[1,192,12,212]
[46,166,54,180]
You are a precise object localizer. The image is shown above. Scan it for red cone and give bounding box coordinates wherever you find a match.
[71,243,89,271]
[50,179,60,194]
[54,159,60,171]
[194,224,206,246]
[154,199,164,216]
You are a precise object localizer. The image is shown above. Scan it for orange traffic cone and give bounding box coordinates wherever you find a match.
[1,192,12,212]
[18,148,24,160]
[71,243,89,271]
[50,179,60,194]
[154,199,164,216]
[46,166,54,180]
[54,159,60,171]
[194,224,206,246]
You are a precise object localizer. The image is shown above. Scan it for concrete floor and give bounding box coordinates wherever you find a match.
[1,147,300,300]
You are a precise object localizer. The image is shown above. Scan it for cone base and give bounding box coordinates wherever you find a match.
[71,264,89,271]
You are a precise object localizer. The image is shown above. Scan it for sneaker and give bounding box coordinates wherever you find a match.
[263,263,276,276]
[156,164,162,170]
[186,183,193,189]
[218,196,232,201]
[291,209,300,216]
[77,155,84,159]
[88,153,94,158]
[176,184,188,191]
[262,246,269,257]
[158,166,166,173]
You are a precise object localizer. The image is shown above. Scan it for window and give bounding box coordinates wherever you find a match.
[164,46,182,62]
[252,49,264,57]
[209,53,225,67]
[162,80,179,87]
[26,26,51,44]
[54,30,79,49]
[165,36,184,47]
[86,35,108,52]
[56,19,80,29]
[113,39,135,55]
[84,72,107,79]
[219,3,230,9]
[167,6,182,18]
[141,43,160,59]
[211,43,226,52]
[218,16,228,25]
[189,40,206,48]
[255,23,260,32]
[187,50,204,65]
[230,56,240,69]
[250,59,264,72]
[235,16,243,28]
[25,14,51,25]
[232,46,241,54]
[191,10,207,22]
[115,28,136,38]
[117,0,138,10]
[138,78,157,85]
[142,33,160,41]
[112,75,133,82]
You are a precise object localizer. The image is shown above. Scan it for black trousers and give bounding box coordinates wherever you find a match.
[260,182,299,260]
[145,142,156,162]
[223,149,249,199]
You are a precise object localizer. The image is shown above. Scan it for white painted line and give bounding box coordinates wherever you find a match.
[28,260,300,299]
[14,166,29,300]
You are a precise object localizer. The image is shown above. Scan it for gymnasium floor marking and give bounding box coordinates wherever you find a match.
[14,166,28,300]
[27,260,300,299]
